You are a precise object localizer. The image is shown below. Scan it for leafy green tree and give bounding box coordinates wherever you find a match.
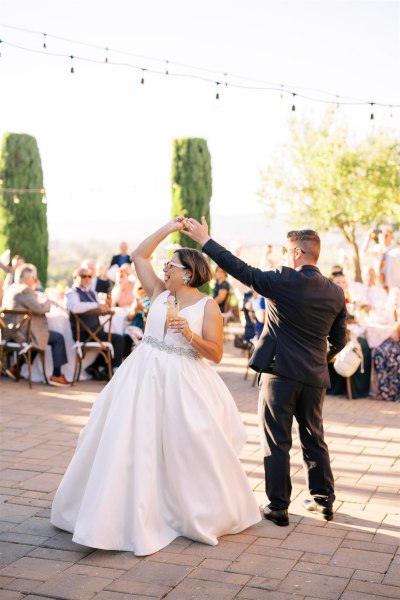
[170,138,212,249]
[0,133,49,286]
[258,110,400,281]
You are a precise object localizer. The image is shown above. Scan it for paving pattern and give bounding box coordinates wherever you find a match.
[0,327,399,599]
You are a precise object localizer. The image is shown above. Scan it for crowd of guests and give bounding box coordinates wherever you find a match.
[1,230,399,401]
[233,227,400,403]
[0,242,151,385]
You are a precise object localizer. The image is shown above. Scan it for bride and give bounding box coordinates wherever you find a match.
[51,217,261,555]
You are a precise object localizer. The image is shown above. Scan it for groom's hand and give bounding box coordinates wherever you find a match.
[182,216,211,247]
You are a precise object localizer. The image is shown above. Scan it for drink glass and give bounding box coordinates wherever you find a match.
[98,292,107,305]
[167,302,180,325]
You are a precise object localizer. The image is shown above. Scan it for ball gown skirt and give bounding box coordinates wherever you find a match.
[51,291,261,555]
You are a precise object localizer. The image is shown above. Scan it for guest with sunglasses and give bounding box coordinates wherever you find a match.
[183,217,347,527]
[66,268,124,381]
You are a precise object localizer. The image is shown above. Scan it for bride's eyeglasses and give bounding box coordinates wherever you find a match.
[164,260,186,270]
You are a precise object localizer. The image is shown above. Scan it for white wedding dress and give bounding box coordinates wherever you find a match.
[51,291,261,555]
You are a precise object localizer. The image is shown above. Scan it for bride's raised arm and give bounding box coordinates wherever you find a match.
[132,217,185,300]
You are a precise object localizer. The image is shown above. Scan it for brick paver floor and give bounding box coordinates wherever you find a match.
[1,326,399,599]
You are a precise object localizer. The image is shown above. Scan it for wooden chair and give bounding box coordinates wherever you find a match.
[71,310,114,383]
[0,308,48,388]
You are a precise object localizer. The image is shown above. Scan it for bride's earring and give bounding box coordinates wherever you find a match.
[183,275,191,285]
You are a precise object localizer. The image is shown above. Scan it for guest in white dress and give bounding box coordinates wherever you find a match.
[51,217,261,555]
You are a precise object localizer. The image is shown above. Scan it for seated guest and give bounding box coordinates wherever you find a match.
[80,260,97,292]
[94,262,113,295]
[213,267,230,313]
[0,250,12,301]
[248,291,266,341]
[2,254,25,293]
[128,283,150,331]
[363,226,400,291]
[66,267,124,380]
[359,267,388,308]
[111,265,135,308]
[329,271,357,312]
[110,242,132,268]
[242,289,256,342]
[373,325,400,402]
[233,289,255,350]
[327,272,371,398]
[124,284,151,353]
[329,266,364,305]
[389,287,400,321]
[330,265,343,276]
[3,264,70,386]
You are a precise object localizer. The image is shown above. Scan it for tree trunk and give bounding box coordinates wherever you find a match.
[339,223,362,283]
[351,241,362,282]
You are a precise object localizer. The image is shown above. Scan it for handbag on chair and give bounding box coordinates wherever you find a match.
[333,336,364,378]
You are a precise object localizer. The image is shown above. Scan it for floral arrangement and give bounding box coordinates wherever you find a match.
[164,293,179,307]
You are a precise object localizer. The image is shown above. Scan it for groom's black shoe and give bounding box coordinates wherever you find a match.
[263,506,289,527]
[302,499,334,521]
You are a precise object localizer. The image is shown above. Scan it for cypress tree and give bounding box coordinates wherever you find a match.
[0,133,48,286]
[170,138,212,250]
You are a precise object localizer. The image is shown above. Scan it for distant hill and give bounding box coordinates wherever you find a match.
[49,212,288,247]
[47,212,347,285]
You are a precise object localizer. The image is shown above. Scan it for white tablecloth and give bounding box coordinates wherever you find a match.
[347,321,398,397]
[21,309,127,383]
[348,322,397,348]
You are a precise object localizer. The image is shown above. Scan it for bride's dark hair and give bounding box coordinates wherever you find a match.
[176,248,212,288]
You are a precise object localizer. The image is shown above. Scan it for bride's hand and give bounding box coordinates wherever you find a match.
[169,216,185,233]
[169,316,192,339]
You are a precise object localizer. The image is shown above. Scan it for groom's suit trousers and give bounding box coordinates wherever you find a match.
[259,373,335,511]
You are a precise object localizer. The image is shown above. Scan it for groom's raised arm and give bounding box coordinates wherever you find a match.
[181,216,275,296]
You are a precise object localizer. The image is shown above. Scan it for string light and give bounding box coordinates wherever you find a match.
[70,55,74,74]
[291,93,296,112]
[140,68,146,84]
[1,187,48,205]
[1,187,47,193]
[215,82,220,100]
[0,23,398,114]
[370,102,374,120]
[104,47,108,63]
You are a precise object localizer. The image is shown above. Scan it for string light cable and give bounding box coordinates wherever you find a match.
[0,184,48,204]
[0,23,399,110]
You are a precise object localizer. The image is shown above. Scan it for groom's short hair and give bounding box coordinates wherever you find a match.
[287,229,320,262]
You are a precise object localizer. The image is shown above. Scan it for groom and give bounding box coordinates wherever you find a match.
[183,217,347,526]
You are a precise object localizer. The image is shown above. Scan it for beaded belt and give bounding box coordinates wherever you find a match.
[142,335,200,360]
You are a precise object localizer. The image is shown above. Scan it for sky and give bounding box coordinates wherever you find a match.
[0,0,399,241]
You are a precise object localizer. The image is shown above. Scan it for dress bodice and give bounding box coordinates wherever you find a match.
[144,290,210,349]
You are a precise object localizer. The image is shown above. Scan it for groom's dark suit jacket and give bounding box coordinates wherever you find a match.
[203,240,347,389]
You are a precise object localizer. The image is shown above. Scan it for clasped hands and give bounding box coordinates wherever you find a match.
[171,216,211,247]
